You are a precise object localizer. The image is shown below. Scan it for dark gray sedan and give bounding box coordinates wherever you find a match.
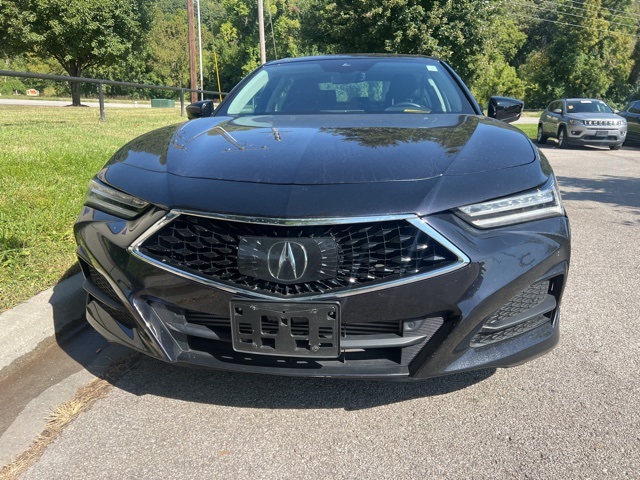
[537,98,626,150]
[618,99,640,146]
[75,55,570,380]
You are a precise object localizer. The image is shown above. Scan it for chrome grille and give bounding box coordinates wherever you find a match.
[136,214,460,297]
[583,119,621,126]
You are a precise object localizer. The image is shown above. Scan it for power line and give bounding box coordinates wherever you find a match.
[551,0,640,20]
[533,0,640,24]
[510,0,639,30]
[506,10,640,38]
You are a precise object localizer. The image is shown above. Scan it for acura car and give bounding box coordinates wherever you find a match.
[537,98,626,149]
[75,55,570,380]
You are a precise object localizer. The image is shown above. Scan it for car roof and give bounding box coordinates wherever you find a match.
[265,54,442,66]
[562,98,606,102]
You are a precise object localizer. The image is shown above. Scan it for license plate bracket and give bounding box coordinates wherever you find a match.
[596,130,609,137]
[230,300,340,358]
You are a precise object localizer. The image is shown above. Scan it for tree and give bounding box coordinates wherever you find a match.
[147,9,191,90]
[208,0,302,90]
[0,0,153,105]
[516,0,638,107]
[300,0,502,83]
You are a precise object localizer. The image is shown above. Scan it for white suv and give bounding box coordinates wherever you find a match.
[537,98,626,150]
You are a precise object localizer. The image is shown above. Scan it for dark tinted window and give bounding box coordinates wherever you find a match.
[549,101,562,112]
[566,100,613,114]
[628,101,640,114]
[219,58,476,116]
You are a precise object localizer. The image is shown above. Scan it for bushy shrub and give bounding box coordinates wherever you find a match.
[0,77,26,95]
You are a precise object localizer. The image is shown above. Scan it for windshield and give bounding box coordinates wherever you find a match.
[566,100,613,114]
[219,57,476,116]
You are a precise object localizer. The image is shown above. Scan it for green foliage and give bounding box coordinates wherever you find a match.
[0,77,26,95]
[147,8,191,90]
[301,0,502,82]
[0,0,155,104]
[517,0,638,107]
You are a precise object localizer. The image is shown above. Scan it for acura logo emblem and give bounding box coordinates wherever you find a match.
[268,241,308,282]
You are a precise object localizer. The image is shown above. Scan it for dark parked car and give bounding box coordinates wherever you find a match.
[75,55,570,380]
[618,100,640,145]
[537,98,626,149]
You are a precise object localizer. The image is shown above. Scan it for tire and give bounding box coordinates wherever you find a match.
[610,145,621,150]
[557,126,569,149]
[537,124,548,144]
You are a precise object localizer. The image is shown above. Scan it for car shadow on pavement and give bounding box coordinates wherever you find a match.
[557,175,640,212]
[110,356,496,411]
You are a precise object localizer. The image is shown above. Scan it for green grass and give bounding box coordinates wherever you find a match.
[516,123,537,139]
[0,106,185,312]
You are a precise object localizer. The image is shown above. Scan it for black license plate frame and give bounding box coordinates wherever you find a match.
[229,299,341,358]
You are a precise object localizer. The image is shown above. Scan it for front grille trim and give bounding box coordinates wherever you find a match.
[129,210,470,300]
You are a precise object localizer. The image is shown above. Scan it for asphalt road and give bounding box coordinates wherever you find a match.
[13,143,640,479]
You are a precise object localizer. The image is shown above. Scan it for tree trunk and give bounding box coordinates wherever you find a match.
[70,80,83,106]
[65,63,83,106]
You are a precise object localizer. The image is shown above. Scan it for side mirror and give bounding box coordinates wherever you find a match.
[552,108,563,114]
[487,96,524,123]
[186,100,214,119]
[614,109,620,114]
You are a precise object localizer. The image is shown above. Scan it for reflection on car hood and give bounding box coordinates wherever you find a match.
[567,112,624,121]
[107,114,535,185]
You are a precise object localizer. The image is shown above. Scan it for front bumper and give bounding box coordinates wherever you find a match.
[75,207,570,380]
[566,125,626,146]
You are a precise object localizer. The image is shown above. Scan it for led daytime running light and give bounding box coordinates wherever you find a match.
[85,179,149,219]
[456,177,564,228]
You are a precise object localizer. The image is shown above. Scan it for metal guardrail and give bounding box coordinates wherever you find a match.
[0,70,226,121]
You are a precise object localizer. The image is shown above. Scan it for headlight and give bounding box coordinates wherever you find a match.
[84,178,149,219]
[455,176,564,228]
[568,118,583,125]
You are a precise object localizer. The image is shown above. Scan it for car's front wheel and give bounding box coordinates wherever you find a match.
[557,127,569,149]
[610,145,621,150]
[537,124,548,144]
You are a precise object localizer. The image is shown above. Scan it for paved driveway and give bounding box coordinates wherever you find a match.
[20,145,640,479]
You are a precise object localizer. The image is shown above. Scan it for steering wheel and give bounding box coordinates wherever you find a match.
[385,102,430,112]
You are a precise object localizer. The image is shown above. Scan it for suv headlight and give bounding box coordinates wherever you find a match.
[568,118,583,125]
[455,176,564,228]
[84,178,149,219]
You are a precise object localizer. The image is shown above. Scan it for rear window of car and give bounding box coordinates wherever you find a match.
[566,100,613,114]
[220,58,476,116]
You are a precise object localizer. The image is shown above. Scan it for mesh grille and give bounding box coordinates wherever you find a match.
[484,281,549,327]
[85,263,121,304]
[138,215,458,297]
[471,314,550,347]
[97,302,137,329]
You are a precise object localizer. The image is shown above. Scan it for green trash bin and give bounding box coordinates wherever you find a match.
[151,99,175,108]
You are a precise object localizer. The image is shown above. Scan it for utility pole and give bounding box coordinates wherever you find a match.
[258,0,266,64]
[196,0,204,101]
[187,0,198,103]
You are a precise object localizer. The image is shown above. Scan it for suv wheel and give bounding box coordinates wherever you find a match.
[537,124,548,144]
[558,127,569,149]
[610,145,621,150]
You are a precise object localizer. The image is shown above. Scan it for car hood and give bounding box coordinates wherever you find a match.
[106,114,535,185]
[567,112,624,121]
